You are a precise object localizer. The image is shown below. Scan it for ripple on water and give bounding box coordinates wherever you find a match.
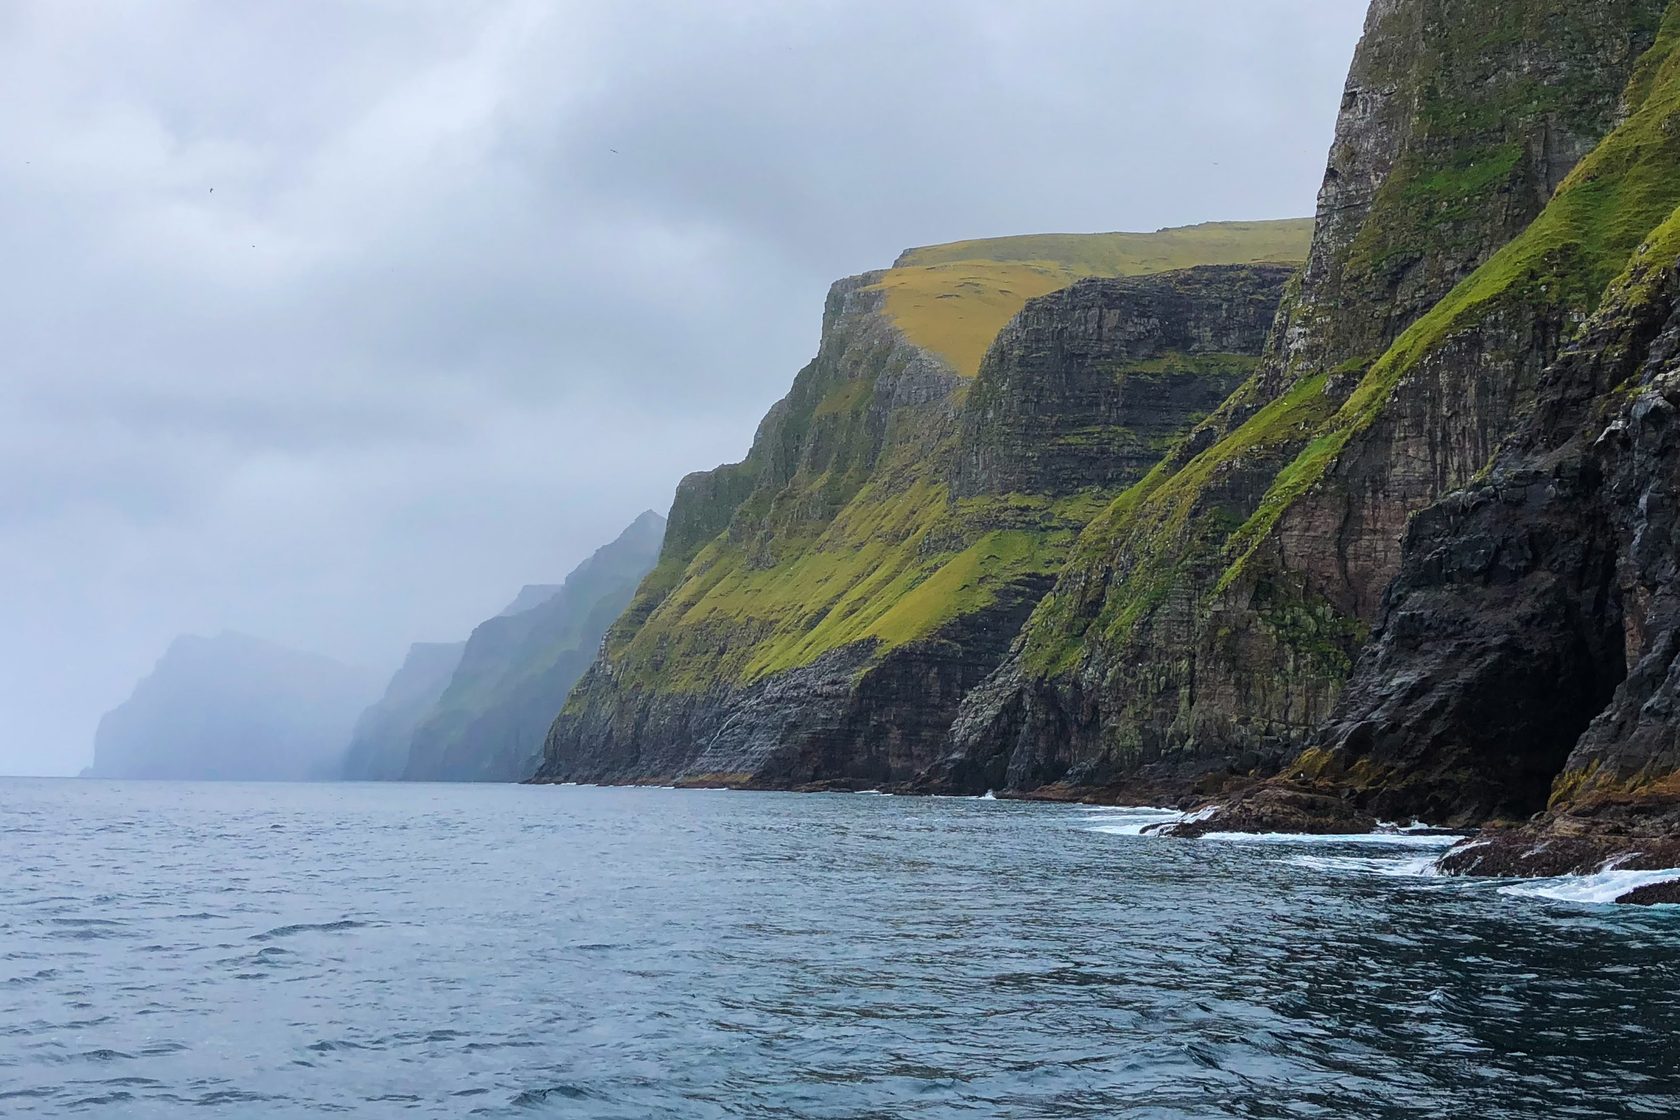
[510,1083,595,1106]
[250,919,370,941]
[3,778,1679,1119]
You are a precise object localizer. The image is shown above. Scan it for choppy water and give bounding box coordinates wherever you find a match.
[4,780,1679,1118]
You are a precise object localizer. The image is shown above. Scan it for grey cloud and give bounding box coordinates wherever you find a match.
[0,0,1365,774]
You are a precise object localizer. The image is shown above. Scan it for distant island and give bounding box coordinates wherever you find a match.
[84,632,379,781]
[91,512,665,784]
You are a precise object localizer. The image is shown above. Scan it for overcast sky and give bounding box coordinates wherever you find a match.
[0,0,1366,775]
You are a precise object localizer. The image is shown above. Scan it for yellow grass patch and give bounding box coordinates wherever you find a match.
[876,219,1314,376]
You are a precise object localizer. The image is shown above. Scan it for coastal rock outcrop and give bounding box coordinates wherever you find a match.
[928,0,1671,800]
[536,238,1306,789]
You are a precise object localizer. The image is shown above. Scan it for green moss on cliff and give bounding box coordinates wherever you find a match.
[591,239,1305,704]
[1018,372,1338,677]
[895,221,1316,272]
[611,462,1100,692]
[1003,0,1680,735]
[1221,4,1680,587]
[1112,353,1264,377]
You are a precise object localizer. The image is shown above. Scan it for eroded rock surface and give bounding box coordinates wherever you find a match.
[538,264,1293,788]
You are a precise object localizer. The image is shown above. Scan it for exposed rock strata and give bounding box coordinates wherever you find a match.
[928,0,1669,801]
[1323,244,1680,869]
[542,0,1680,886]
[1173,5,1680,877]
[537,264,1294,788]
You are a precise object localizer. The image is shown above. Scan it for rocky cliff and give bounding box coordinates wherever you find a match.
[533,0,1680,880]
[339,641,465,781]
[1185,11,1680,871]
[929,0,1671,801]
[87,633,380,781]
[392,511,666,782]
[536,229,1306,789]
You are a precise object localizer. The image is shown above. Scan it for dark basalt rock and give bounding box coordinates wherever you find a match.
[1434,781,1680,876]
[1615,881,1680,905]
[1158,784,1379,838]
[539,265,1291,789]
[930,0,1668,805]
[1280,239,1680,858]
[952,266,1292,500]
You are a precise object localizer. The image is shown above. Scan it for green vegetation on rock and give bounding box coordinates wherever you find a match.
[940,0,1676,796]
[875,220,1312,376]
[1222,2,1680,591]
[543,245,1301,786]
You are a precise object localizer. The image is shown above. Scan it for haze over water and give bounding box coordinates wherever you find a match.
[4,780,1678,1117]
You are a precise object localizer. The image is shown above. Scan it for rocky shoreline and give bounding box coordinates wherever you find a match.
[524,0,1680,897]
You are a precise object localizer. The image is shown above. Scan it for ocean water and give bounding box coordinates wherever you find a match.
[4,781,1679,1118]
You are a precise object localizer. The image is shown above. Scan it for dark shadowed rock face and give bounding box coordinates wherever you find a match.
[87,633,380,781]
[1313,250,1680,864]
[1164,2,1680,863]
[1615,880,1680,905]
[929,0,1669,802]
[339,641,465,781]
[1163,785,1379,839]
[953,267,1291,499]
[538,265,1293,790]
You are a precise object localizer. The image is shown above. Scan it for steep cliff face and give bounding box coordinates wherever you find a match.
[339,641,465,781]
[538,233,1305,789]
[1224,19,1680,865]
[953,269,1290,499]
[933,0,1670,799]
[399,511,666,782]
[87,633,380,781]
[1313,259,1675,830]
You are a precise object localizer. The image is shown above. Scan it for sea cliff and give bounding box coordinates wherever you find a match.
[536,230,1309,789]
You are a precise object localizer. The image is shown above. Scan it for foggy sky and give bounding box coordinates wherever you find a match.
[0,0,1367,775]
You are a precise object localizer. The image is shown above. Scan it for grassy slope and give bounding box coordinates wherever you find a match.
[1020,3,1680,680]
[876,220,1313,376]
[600,226,1311,697]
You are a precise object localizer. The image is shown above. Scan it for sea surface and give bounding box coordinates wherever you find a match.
[3,779,1679,1118]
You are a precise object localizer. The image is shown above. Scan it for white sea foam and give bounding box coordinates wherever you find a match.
[1196,830,1464,847]
[1291,853,1443,878]
[1086,822,1170,837]
[1078,804,1466,847]
[1376,819,1447,833]
[1079,806,1184,836]
[1070,804,1179,814]
[1498,867,1680,906]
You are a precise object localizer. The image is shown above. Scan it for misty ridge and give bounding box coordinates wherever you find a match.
[3,1,1362,782]
[13,2,1680,1118]
[90,511,667,783]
